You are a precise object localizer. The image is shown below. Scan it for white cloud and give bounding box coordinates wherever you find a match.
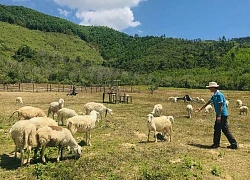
[52,0,144,30]
[57,8,70,17]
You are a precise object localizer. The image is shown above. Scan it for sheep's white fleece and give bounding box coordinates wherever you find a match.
[29,117,58,128]
[168,97,177,103]
[10,106,47,120]
[48,98,64,119]
[36,125,82,163]
[83,102,113,120]
[236,99,243,107]
[16,97,23,104]
[146,114,172,143]
[151,104,163,117]
[239,105,248,115]
[57,108,78,126]
[204,104,213,113]
[66,110,99,146]
[9,120,38,166]
[186,104,194,118]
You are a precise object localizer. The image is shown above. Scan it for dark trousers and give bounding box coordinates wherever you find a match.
[213,116,237,146]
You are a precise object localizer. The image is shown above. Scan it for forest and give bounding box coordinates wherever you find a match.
[1,4,250,90]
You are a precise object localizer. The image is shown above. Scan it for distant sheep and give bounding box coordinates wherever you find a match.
[48,98,64,119]
[83,102,113,121]
[57,108,78,126]
[239,106,248,115]
[16,97,23,105]
[36,126,82,163]
[198,98,206,104]
[151,104,163,117]
[168,97,177,103]
[204,104,213,113]
[10,106,47,120]
[236,99,243,107]
[9,120,38,166]
[193,97,200,102]
[66,110,99,146]
[134,130,147,142]
[146,114,172,142]
[186,104,194,118]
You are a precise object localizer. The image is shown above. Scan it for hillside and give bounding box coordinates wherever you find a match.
[1,4,250,90]
[0,22,103,63]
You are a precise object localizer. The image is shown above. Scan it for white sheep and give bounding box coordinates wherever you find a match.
[168,97,177,103]
[9,120,38,166]
[151,104,163,117]
[36,125,82,163]
[29,116,58,129]
[198,98,206,104]
[166,115,174,123]
[134,130,147,142]
[186,104,194,118]
[239,106,248,115]
[236,99,243,107]
[193,97,200,102]
[204,104,213,113]
[10,106,47,120]
[57,108,78,126]
[83,102,113,121]
[48,98,64,119]
[16,97,23,105]
[66,110,99,146]
[146,114,172,143]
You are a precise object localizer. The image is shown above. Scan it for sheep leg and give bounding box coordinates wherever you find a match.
[20,148,24,166]
[27,146,31,165]
[154,131,158,143]
[89,133,92,146]
[41,146,46,163]
[147,130,150,142]
[57,145,63,162]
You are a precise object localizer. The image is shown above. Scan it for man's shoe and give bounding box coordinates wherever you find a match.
[210,144,220,149]
[227,145,238,149]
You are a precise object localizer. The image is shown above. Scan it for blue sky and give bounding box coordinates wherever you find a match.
[1,0,250,40]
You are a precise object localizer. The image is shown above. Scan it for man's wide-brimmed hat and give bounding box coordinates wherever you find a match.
[206,82,219,88]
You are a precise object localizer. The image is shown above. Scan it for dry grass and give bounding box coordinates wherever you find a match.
[0,87,250,179]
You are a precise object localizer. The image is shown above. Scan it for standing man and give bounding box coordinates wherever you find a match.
[195,82,238,149]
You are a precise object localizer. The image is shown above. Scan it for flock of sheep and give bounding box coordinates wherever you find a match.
[9,94,248,166]
[168,95,249,118]
[10,97,113,166]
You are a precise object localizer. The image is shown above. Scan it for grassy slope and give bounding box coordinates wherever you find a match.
[0,88,250,179]
[0,21,103,64]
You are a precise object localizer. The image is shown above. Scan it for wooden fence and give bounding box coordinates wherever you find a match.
[0,83,140,93]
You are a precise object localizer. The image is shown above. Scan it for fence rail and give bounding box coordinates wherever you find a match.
[0,83,140,93]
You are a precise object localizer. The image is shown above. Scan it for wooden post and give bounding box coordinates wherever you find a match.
[63,84,64,92]
[33,83,35,92]
[58,83,60,92]
[50,84,52,92]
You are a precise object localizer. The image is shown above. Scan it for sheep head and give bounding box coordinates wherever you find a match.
[147,114,153,123]
[73,145,82,159]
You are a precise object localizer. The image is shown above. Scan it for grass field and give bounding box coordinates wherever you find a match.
[0,87,250,180]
